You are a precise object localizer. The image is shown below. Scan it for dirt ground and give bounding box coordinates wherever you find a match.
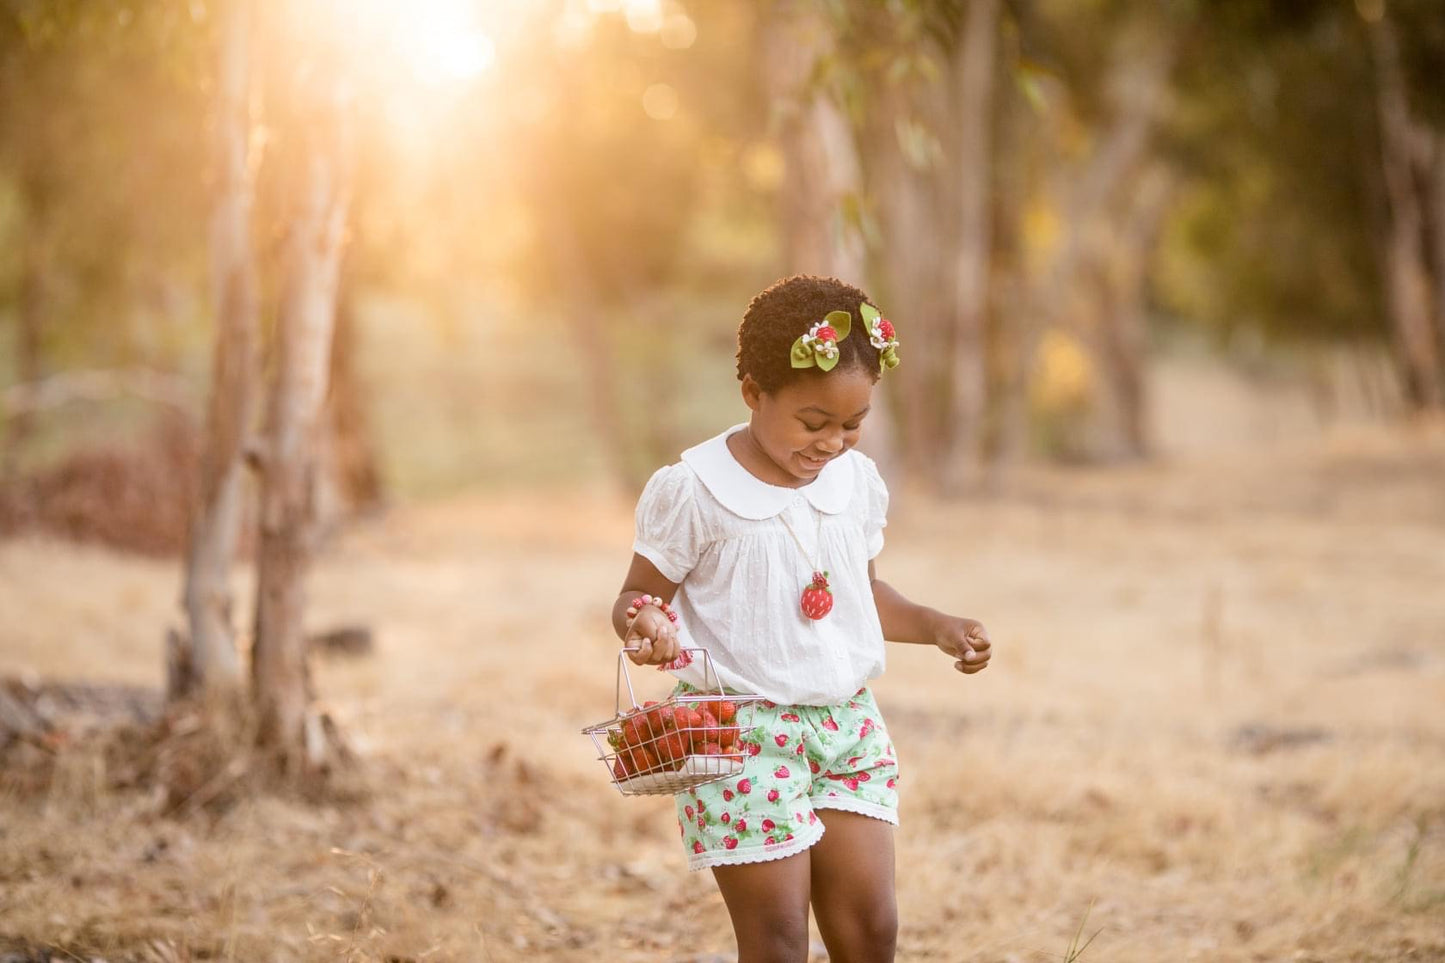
[2,423,1444,962]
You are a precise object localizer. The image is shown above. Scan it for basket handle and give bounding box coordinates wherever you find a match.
[617,646,722,716]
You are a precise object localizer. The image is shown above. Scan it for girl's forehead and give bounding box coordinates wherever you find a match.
[777,368,876,414]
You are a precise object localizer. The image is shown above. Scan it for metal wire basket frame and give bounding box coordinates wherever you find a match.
[581,647,763,797]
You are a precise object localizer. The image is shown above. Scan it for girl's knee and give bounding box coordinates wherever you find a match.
[738,909,810,963]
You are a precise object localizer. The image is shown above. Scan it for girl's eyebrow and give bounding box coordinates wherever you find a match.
[798,404,872,420]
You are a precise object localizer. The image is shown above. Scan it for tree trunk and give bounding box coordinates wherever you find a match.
[252,95,351,772]
[940,0,999,491]
[177,0,258,698]
[997,32,1175,461]
[1432,135,1445,378]
[316,263,382,535]
[1369,14,1442,409]
[764,0,866,281]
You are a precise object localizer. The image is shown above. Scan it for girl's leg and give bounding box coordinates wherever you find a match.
[712,852,813,963]
[808,810,898,963]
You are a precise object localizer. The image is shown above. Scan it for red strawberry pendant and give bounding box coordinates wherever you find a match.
[800,570,834,620]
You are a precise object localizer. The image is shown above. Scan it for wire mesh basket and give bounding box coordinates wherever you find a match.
[582,647,762,796]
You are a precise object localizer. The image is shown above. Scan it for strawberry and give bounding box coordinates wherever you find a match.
[774,734,789,748]
[737,778,752,795]
[809,760,820,774]
[613,758,630,780]
[801,571,833,620]
[655,731,689,766]
[735,819,747,832]
[814,324,838,345]
[693,840,705,854]
[723,836,738,850]
[718,725,739,749]
[717,701,738,725]
[744,742,762,757]
[696,709,720,749]
[761,818,776,832]
[700,741,723,755]
[879,319,895,341]
[722,788,734,802]
[767,789,780,803]
[794,744,805,756]
[720,812,731,824]
[643,701,669,734]
[773,765,790,780]
[780,712,800,723]
[685,804,695,819]
[765,836,777,845]
[822,716,839,732]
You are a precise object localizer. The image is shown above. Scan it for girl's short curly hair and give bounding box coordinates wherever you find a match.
[736,275,882,392]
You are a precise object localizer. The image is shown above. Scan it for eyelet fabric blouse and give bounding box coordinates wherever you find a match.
[632,423,889,706]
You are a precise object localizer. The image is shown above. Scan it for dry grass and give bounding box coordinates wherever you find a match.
[2,424,1444,962]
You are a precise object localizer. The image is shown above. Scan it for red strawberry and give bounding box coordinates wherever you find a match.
[722,788,734,802]
[809,760,820,774]
[767,789,780,803]
[696,799,706,812]
[737,778,752,795]
[644,701,670,734]
[774,734,789,748]
[723,836,738,850]
[780,712,800,723]
[717,701,738,724]
[794,744,805,756]
[720,812,730,824]
[613,758,629,780]
[696,709,720,749]
[685,805,695,819]
[693,841,705,854]
[735,819,747,832]
[815,324,838,344]
[774,765,790,779]
[801,572,833,620]
[857,771,871,782]
[655,731,688,765]
[700,741,723,755]
[859,719,874,739]
[766,836,777,845]
[697,816,706,830]
[886,777,896,788]
[745,742,762,757]
[879,319,895,341]
[762,818,776,832]
[718,725,739,749]
[822,716,839,732]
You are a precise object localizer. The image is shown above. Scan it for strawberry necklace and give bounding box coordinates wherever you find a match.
[779,509,834,620]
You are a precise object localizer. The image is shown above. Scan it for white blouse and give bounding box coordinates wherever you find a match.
[632,423,889,706]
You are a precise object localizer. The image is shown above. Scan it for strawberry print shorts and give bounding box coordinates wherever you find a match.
[674,685,900,872]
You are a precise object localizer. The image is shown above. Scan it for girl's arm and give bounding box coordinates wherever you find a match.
[614,553,683,666]
[869,560,991,675]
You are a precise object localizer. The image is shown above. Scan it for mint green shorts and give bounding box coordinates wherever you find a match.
[674,686,900,872]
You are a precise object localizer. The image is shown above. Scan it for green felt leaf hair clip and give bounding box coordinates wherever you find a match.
[861,302,900,371]
[790,310,853,372]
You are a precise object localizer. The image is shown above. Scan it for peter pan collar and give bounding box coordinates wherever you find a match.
[681,423,855,520]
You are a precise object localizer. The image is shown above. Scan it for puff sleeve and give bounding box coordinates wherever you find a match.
[858,454,890,559]
[633,463,706,583]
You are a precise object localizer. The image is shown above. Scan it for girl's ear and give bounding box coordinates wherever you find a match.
[740,373,764,413]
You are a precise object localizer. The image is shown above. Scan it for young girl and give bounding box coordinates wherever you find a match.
[611,275,992,963]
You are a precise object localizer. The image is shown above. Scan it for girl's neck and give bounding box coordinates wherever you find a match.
[726,424,811,490]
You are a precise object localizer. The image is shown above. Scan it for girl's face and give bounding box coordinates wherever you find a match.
[739,365,876,487]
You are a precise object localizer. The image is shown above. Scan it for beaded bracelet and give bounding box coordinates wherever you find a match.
[626,594,691,670]
[627,593,679,623]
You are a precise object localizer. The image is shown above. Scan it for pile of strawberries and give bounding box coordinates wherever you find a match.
[607,698,743,780]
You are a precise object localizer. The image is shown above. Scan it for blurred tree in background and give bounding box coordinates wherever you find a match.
[2,0,1444,508]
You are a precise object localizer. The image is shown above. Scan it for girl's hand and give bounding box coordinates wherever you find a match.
[624,604,681,666]
[932,615,992,675]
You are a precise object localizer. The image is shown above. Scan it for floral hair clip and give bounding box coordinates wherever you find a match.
[861,303,900,371]
[790,310,852,372]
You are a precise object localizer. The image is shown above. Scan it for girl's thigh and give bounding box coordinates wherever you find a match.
[809,810,897,959]
[712,851,812,961]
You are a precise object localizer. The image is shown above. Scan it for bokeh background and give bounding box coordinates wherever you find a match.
[2,1,1444,961]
